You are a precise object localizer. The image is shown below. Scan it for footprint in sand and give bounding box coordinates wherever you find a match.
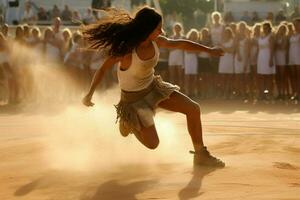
[289,183,300,187]
[273,162,299,170]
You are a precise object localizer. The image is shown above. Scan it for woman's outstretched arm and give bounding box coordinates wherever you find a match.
[82,56,121,106]
[155,35,224,56]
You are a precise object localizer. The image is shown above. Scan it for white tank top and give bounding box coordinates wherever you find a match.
[117,41,159,91]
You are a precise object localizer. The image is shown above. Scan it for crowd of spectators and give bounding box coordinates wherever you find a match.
[0,5,300,107]
[18,1,98,26]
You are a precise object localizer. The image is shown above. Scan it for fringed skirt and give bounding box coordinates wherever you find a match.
[115,76,179,135]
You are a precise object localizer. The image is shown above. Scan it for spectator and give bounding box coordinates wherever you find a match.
[51,5,61,19]
[241,11,251,25]
[275,10,287,25]
[266,12,274,23]
[72,10,82,25]
[290,6,300,20]
[83,8,95,25]
[223,11,234,25]
[37,6,48,21]
[52,17,64,42]
[22,1,37,24]
[251,11,261,24]
[1,24,8,37]
[61,5,72,21]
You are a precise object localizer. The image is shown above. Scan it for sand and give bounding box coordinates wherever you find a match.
[0,95,300,200]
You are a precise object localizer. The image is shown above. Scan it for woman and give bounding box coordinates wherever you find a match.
[249,23,261,99]
[257,21,275,100]
[197,28,212,99]
[234,22,250,100]
[288,18,300,101]
[210,11,225,97]
[184,29,199,97]
[168,23,185,88]
[274,24,288,100]
[82,7,225,167]
[218,27,235,99]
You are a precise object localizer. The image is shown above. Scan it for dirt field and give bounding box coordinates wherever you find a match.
[0,94,299,200]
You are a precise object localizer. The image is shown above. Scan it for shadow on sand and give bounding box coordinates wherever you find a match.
[80,179,157,200]
[178,165,219,200]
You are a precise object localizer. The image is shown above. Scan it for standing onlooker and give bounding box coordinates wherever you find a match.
[288,18,300,101]
[0,33,10,105]
[210,11,225,97]
[43,27,62,64]
[37,6,48,21]
[22,1,37,25]
[198,28,212,99]
[241,11,252,25]
[257,21,276,100]
[168,23,185,87]
[51,5,61,19]
[223,11,234,25]
[251,11,261,25]
[1,24,9,38]
[218,27,235,99]
[274,24,288,100]
[52,17,64,44]
[83,8,96,25]
[249,23,261,99]
[61,5,73,21]
[275,10,287,25]
[266,12,274,23]
[72,10,82,25]
[234,22,250,100]
[184,29,199,97]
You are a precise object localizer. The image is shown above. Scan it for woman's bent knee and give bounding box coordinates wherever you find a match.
[145,139,159,150]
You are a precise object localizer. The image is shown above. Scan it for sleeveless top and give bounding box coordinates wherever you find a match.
[117,41,159,92]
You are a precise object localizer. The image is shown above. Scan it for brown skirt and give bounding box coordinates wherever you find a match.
[115,76,179,135]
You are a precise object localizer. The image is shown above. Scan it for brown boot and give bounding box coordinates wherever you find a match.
[190,146,225,168]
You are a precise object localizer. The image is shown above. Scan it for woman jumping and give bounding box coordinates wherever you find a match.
[82,7,225,168]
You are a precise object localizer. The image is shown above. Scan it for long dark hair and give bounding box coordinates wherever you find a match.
[83,6,162,57]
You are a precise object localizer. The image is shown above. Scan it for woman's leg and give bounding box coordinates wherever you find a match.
[158,91,204,152]
[158,91,224,167]
[134,125,160,150]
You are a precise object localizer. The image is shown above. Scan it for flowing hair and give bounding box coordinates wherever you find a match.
[83,6,162,57]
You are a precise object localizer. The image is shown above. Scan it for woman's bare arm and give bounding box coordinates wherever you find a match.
[155,35,224,56]
[83,56,121,106]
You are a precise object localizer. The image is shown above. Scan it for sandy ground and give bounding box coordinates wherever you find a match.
[0,95,300,200]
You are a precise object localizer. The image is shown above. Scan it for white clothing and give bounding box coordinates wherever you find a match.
[184,51,198,75]
[218,39,234,74]
[234,38,250,74]
[288,33,300,65]
[211,24,224,46]
[22,8,35,22]
[275,38,286,66]
[45,43,61,63]
[117,41,159,91]
[257,34,276,75]
[168,49,184,66]
[0,51,8,64]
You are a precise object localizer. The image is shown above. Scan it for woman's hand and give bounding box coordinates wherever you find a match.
[210,47,224,57]
[82,94,94,107]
